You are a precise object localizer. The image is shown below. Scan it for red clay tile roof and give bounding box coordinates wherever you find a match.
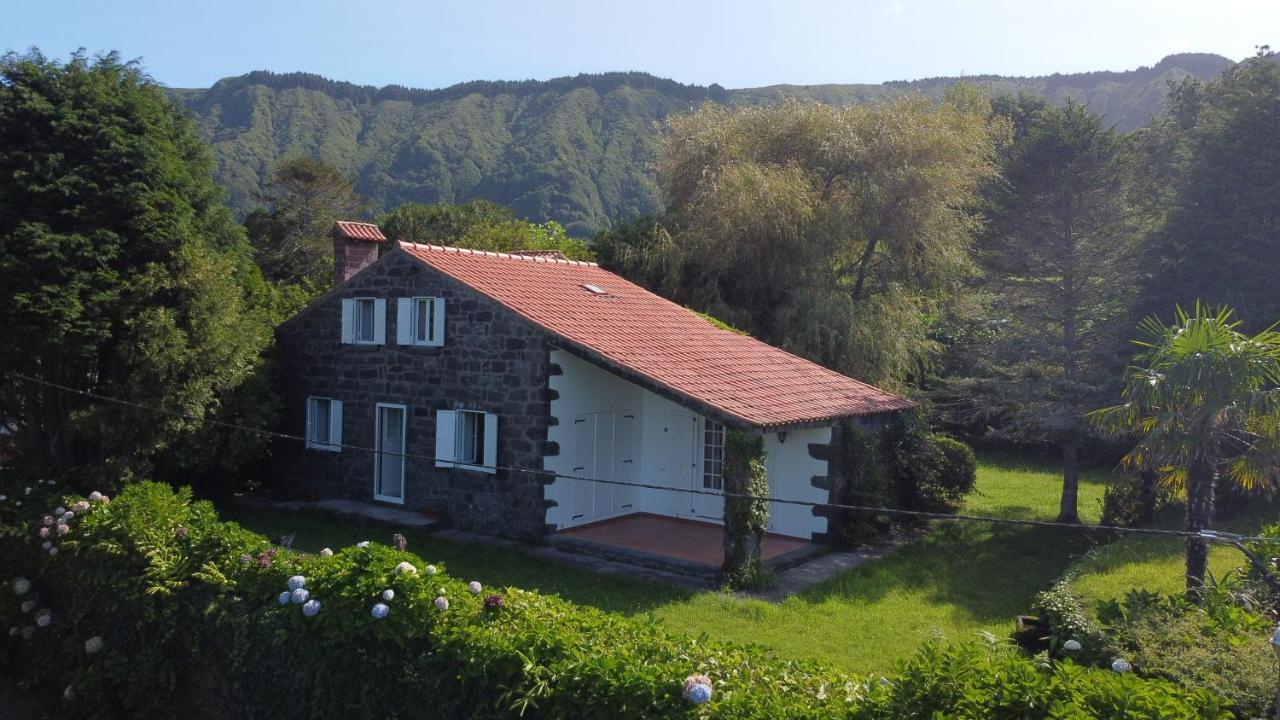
[333,221,387,242]
[399,242,914,429]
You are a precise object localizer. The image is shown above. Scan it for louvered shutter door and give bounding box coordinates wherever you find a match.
[430,298,446,346]
[434,410,457,468]
[329,400,343,451]
[396,298,413,345]
[481,413,498,474]
[373,299,387,344]
[340,299,354,344]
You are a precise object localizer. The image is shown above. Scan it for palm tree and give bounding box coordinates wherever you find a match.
[1091,304,1280,598]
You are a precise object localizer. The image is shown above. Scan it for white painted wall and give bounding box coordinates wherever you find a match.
[544,350,830,539]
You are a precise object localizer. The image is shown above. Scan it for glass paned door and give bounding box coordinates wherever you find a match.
[375,404,406,503]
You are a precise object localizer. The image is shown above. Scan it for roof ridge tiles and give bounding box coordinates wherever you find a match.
[398,241,599,267]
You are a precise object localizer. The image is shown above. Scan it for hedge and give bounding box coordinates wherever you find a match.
[0,481,1231,719]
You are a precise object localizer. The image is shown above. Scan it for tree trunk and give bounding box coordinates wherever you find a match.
[1057,442,1081,524]
[1184,455,1218,600]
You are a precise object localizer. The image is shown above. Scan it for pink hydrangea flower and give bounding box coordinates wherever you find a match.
[56,524,69,536]
[38,527,49,538]
[41,516,54,527]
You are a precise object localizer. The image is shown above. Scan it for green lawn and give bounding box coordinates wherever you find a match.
[220,453,1114,674]
[1069,495,1280,611]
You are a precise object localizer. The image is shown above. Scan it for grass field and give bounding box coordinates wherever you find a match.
[1068,495,1280,611]
[221,453,1118,674]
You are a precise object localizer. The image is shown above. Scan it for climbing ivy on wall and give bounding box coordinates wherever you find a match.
[722,430,771,589]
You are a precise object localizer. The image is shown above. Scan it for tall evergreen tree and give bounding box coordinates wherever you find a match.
[1141,49,1280,329]
[962,97,1142,523]
[0,50,273,487]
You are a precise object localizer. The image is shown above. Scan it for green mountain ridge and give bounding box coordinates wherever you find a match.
[170,53,1236,235]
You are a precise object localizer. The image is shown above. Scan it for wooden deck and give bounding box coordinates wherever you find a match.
[555,512,811,568]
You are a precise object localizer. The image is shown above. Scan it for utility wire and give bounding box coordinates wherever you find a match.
[8,371,1280,545]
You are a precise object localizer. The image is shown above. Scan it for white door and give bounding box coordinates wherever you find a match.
[592,413,615,518]
[668,411,699,517]
[374,404,406,504]
[693,418,724,521]
[571,413,595,523]
[614,413,636,513]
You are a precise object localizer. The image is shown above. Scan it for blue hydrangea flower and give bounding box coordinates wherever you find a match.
[291,588,310,604]
[686,683,712,704]
[277,591,291,605]
[371,602,389,620]
[302,599,321,617]
[287,575,306,591]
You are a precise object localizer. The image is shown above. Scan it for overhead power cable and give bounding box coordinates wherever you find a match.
[8,371,1280,545]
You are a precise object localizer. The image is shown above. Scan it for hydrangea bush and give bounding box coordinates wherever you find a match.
[0,482,1232,719]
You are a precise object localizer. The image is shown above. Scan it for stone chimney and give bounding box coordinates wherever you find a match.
[331,221,386,285]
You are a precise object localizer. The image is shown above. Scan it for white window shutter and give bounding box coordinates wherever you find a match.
[340,299,354,344]
[482,413,498,474]
[329,400,343,451]
[430,297,446,346]
[373,298,387,344]
[435,410,457,468]
[305,399,315,445]
[395,298,413,345]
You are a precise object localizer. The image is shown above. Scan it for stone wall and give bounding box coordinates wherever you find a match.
[275,249,555,538]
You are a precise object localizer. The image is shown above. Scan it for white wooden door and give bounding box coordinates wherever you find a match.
[374,404,406,504]
[668,411,699,516]
[614,412,636,513]
[693,418,724,521]
[592,413,615,518]
[571,413,594,523]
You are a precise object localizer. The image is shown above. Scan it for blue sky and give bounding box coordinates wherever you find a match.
[3,0,1274,90]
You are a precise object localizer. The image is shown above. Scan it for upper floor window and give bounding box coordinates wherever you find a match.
[341,297,385,345]
[396,297,446,346]
[703,419,724,490]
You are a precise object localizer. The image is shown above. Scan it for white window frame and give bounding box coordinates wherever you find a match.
[341,297,386,345]
[353,297,377,344]
[435,409,497,474]
[373,402,408,504]
[702,419,725,491]
[396,297,445,347]
[305,396,342,452]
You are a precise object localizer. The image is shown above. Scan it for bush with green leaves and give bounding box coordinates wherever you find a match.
[880,414,978,515]
[0,481,1230,719]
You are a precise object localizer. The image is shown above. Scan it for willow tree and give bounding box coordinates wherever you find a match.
[632,89,1003,386]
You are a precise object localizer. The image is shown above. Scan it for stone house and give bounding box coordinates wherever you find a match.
[273,221,913,542]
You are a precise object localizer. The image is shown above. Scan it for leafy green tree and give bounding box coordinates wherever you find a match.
[247,156,366,289]
[1091,305,1280,597]
[1140,50,1280,329]
[610,91,1003,386]
[0,50,274,488]
[379,200,593,260]
[961,97,1144,523]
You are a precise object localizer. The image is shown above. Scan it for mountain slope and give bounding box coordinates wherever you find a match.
[171,54,1234,235]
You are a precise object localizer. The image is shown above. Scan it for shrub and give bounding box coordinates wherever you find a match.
[0,481,1231,719]
[1100,471,1166,528]
[831,423,892,546]
[881,413,978,514]
[1097,587,1274,718]
[1030,576,1116,665]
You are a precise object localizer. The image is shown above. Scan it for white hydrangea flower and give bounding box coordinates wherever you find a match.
[290,588,310,604]
[302,599,321,617]
[382,589,395,601]
[1063,639,1082,652]
[287,575,306,591]
[437,588,446,596]
[468,581,482,595]
[62,511,74,521]
[434,596,449,611]
[55,506,65,515]
[1111,658,1132,673]
[278,591,291,605]
[88,491,103,502]
[41,541,52,550]
[425,565,438,576]
[355,541,370,548]
[0,494,7,501]
[394,562,417,576]
[371,603,389,620]
[12,577,30,595]
[56,524,69,537]
[319,548,334,557]
[84,636,103,654]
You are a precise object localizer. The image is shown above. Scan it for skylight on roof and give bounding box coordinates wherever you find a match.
[582,284,608,295]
